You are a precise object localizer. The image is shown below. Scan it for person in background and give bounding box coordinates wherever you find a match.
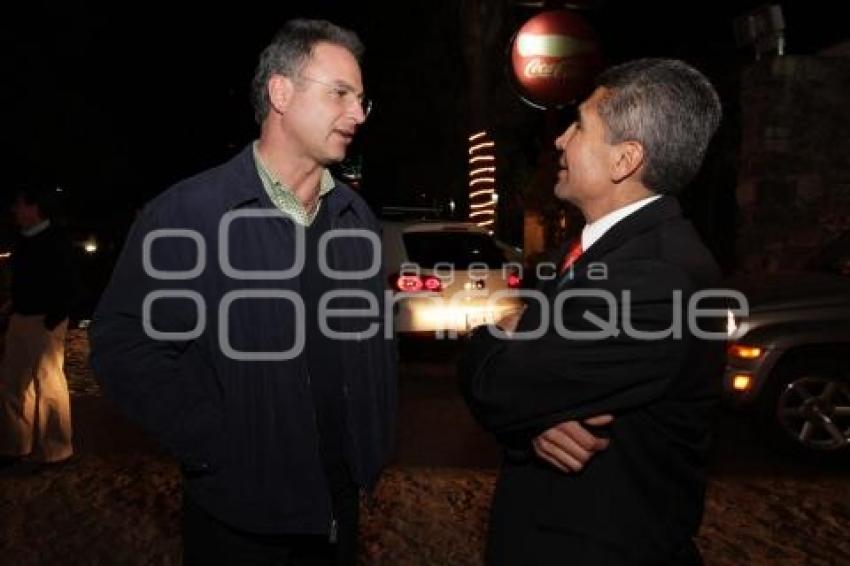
[0,184,75,467]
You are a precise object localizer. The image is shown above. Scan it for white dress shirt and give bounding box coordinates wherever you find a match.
[581,195,662,252]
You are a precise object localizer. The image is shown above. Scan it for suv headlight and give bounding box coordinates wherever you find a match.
[728,344,763,360]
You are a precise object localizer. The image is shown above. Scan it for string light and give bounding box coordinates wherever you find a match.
[467,130,497,233]
[468,141,495,155]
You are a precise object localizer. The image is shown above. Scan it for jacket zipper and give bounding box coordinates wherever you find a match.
[304,364,336,542]
[331,214,363,484]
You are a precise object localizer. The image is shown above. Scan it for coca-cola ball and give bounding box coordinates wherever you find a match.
[510,10,604,108]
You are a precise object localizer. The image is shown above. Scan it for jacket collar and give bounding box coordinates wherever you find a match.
[556,195,682,288]
[220,144,359,220]
[21,219,52,238]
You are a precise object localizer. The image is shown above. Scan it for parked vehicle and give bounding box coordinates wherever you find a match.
[724,270,850,459]
[381,219,524,337]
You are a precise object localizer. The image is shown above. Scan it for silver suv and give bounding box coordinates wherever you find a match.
[724,270,850,459]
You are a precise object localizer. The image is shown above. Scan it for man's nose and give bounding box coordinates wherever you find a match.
[350,101,366,124]
[554,132,566,150]
[555,124,576,150]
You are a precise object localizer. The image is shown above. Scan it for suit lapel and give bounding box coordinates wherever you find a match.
[554,196,683,291]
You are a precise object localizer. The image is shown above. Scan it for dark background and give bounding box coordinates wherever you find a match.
[1,1,846,251]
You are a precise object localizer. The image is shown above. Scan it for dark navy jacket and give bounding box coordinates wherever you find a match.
[90,145,397,535]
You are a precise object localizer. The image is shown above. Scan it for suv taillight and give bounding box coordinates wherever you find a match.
[391,273,442,292]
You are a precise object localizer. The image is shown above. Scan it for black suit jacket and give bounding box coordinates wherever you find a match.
[459,197,725,565]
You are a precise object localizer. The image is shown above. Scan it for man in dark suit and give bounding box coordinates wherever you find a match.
[459,59,725,564]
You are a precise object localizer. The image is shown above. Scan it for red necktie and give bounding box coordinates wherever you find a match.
[560,239,583,274]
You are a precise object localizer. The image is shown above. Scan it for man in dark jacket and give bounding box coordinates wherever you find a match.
[0,185,75,465]
[459,59,726,564]
[89,19,395,565]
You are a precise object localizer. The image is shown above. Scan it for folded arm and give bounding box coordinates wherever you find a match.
[459,261,692,445]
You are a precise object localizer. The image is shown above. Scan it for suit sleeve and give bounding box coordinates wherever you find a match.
[88,202,223,471]
[458,260,693,445]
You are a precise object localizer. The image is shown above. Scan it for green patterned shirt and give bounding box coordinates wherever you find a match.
[252,141,336,226]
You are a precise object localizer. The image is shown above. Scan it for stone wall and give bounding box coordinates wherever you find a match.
[737,55,850,273]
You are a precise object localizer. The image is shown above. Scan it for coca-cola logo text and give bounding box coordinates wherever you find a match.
[509,10,603,107]
[524,58,576,81]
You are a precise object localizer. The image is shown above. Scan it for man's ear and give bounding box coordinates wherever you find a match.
[610,140,644,183]
[267,74,295,115]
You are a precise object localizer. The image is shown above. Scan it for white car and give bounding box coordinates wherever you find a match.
[381,220,525,336]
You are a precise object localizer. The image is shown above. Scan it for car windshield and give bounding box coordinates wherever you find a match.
[402,232,510,269]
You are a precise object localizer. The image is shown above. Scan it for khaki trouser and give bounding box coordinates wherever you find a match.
[0,314,73,462]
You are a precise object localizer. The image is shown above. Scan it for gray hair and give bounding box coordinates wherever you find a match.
[595,58,722,194]
[250,19,364,124]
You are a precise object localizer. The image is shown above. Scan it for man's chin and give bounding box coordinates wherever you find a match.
[319,149,347,166]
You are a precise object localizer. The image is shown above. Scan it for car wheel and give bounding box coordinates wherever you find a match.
[758,357,850,459]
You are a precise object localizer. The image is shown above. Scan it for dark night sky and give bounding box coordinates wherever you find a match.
[2,1,846,245]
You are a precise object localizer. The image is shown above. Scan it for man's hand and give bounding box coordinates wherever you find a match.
[533,414,614,473]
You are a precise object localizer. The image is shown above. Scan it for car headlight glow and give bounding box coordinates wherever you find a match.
[728,344,763,360]
[731,374,753,391]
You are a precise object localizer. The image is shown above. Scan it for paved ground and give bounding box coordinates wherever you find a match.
[1,331,848,565]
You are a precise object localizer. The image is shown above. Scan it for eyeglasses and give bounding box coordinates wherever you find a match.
[297,75,373,118]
